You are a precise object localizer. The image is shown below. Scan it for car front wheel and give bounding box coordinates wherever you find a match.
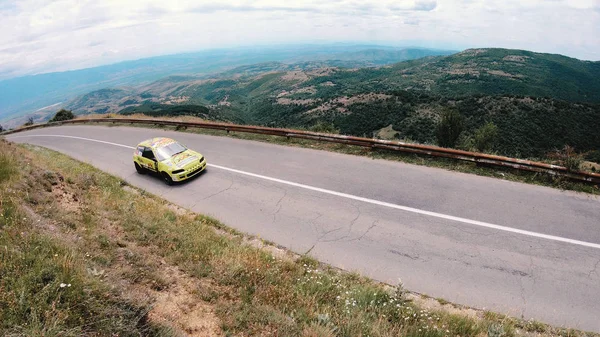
[134,162,145,174]
[161,172,174,185]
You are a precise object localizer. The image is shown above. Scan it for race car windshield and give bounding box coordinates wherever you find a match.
[155,142,187,161]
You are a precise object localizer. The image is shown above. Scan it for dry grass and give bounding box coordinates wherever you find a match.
[1,140,598,336]
[0,140,174,336]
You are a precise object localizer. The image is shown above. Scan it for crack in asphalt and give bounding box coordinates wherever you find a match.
[517,274,527,319]
[189,178,234,210]
[588,258,600,278]
[388,249,421,261]
[528,255,538,289]
[305,203,365,253]
[481,265,529,277]
[201,179,235,201]
[515,256,537,320]
[307,213,323,236]
[318,204,361,243]
[349,205,361,230]
[271,188,288,222]
[346,220,379,243]
[320,226,345,237]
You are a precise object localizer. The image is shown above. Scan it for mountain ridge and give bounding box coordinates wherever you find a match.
[0,45,456,123]
[5,47,600,161]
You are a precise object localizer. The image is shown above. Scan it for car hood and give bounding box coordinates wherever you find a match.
[164,150,201,169]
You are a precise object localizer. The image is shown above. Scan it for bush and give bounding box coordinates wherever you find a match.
[0,124,4,132]
[24,117,34,126]
[473,122,499,153]
[548,145,584,171]
[309,121,339,134]
[436,109,464,148]
[456,133,474,151]
[49,109,74,122]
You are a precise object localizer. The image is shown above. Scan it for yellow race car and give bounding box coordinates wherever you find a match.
[133,137,206,185]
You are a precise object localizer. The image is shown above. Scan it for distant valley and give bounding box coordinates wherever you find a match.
[0,45,454,126]
[3,47,600,162]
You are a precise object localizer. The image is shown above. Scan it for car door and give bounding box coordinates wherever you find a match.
[139,147,158,172]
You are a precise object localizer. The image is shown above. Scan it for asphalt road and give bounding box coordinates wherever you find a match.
[8,125,600,332]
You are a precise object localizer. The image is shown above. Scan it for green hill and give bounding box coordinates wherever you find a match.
[291,48,600,103]
[390,48,600,102]
[60,48,600,159]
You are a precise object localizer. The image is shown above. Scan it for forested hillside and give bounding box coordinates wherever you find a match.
[62,48,600,160]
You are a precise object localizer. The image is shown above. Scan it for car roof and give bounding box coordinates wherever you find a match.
[138,137,177,149]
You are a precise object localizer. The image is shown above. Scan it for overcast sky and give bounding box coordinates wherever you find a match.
[1,0,599,79]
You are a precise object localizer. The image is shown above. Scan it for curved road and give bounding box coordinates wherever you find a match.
[8,125,600,332]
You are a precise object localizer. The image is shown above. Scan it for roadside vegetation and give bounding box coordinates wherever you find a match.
[1,139,597,336]
[23,116,34,127]
[49,109,75,123]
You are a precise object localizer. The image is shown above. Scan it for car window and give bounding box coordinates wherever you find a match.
[155,142,187,161]
[142,147,156,160]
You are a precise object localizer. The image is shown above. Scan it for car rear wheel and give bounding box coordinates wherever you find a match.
[134,162,145,174]
[161,172,174,185]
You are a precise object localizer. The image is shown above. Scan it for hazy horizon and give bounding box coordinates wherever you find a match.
[0,42,462,81]
[2,0,599,80]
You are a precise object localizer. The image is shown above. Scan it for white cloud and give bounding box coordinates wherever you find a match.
[1,0,599,79]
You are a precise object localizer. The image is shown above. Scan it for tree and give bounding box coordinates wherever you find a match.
[436,108,464,148]
[49,109,74,122]
[24,117,34,126]
[0,124,4,133]
[473,122,499,153]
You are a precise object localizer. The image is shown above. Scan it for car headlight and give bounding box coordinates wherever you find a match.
[172,169,184,174]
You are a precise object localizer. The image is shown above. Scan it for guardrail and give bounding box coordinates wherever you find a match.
[3,118,600,185]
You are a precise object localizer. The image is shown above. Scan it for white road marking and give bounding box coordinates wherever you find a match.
[10,134,600,250]
[11,134,136,150]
